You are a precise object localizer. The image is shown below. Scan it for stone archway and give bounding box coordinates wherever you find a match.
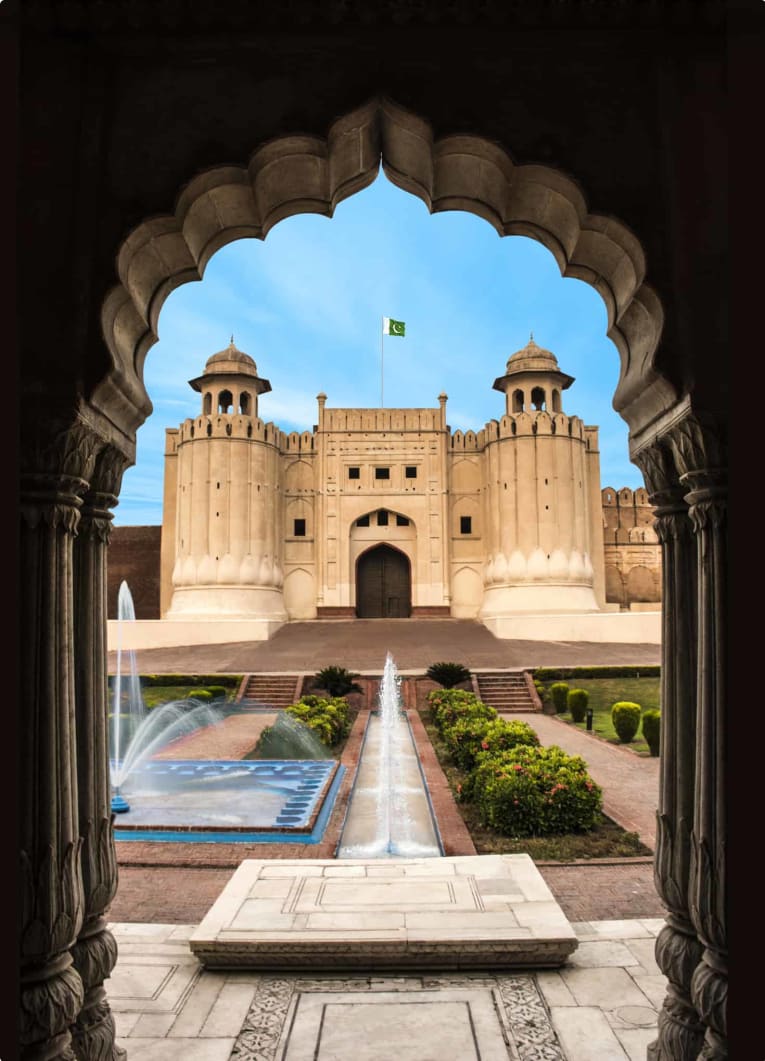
[356,544,412,618]
[18,57,727,1061]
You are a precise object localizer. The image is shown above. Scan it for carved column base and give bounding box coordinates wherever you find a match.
[692,949,727,1061]
[70,918,126,1061]
[648,916,705,1060]
[21,954,84,1061]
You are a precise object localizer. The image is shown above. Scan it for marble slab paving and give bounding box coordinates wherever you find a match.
[189,854,578,970]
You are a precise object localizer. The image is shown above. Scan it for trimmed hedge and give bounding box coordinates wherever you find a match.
[186,688,212,701]
[472,745,603,837]
[533,665,660,681]
[612,701,642,743]
[136,674,242,687]
[641,709,661,756]
[567,688,589,723]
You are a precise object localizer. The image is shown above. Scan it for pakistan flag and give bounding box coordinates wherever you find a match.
[383,317,406,337]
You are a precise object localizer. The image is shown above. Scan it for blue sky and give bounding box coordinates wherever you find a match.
[116,173,642,526]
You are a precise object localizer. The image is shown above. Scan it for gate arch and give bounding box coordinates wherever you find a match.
[356,544,412,618]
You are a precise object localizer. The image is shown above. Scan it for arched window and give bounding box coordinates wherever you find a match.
[203,392,212,414]
[531,386,546,410]
[512,389,524,413]
[217,389,233,413]
[239,391,251,415]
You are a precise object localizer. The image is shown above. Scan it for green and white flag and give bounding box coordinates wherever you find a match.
[383,317,406,337]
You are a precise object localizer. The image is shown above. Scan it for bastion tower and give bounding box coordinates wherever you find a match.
[478,337,606,631]
[162,339,288,629]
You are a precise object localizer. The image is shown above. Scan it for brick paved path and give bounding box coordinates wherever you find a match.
[153,712,276,759]
[516,714,660,851]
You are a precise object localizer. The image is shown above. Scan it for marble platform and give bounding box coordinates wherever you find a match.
[189,854,578,971]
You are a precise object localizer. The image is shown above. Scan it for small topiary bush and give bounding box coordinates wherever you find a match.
[567,688,589,723]
[611,701,642,743]
[641,709,661,756]
[186,688,212,701]
[426,662,471,688]
[550,682,570,714]
[471,745,603,836]
[205,685,229,701]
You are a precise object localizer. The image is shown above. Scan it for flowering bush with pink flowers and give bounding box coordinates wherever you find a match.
[442,717,540,773]
[471,745,603,836]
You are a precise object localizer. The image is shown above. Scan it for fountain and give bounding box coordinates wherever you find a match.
[108,580,344,843]
[338,651,441,858]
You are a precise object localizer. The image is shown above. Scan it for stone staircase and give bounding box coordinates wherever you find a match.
[474,671,538,713]
[237,674,302,709]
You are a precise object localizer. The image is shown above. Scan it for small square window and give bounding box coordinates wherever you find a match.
[356,514,370,527]
[396,514,409,526]
[294,518,306,536]
[405,466,417,478]
[377,510,389,526]
[375,467,390,479]
[460,515,472,535]
[348,466,360,479]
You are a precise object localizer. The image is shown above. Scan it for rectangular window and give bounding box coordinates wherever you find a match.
[294,518,306,536]
[460,515,472,535]
[396,514,409,526]
[377,510,389,526]
[348,466,360,479]
[356,514,370,527]
[405,466,417,478]
[374,467,390,479]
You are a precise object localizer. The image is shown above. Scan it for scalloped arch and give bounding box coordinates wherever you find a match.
[101,96,670,436]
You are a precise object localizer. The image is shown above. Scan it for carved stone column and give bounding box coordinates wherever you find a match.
[20,421,98,1060]
[638,441,705,1061]
[70,446,128,1061]
[673,418,727,1060]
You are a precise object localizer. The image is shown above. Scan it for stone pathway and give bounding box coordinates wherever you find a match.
[154,713,277,760]
[107,918,667,1060]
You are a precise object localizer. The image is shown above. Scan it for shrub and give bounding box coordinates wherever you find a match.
[426,662,471,688]
[641,709,661,756]
[186,688,212,701]
[428,689,496,734]
[567,688,589,723]
[611,701,642,743]
[313,666,362,698]
[550,682,570,714]
[205,685,229,701]
[472,745,603,836]
[286,694,352,747]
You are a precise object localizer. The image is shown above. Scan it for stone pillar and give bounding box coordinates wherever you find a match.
[70,445,127,1060]
[638,440,705,1061]
[20,420,95,1060]
[673,418,727,1061]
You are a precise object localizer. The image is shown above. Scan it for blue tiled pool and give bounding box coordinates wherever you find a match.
[112,759,343,844]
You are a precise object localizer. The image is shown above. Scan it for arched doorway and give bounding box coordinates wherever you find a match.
[356,544,411,618]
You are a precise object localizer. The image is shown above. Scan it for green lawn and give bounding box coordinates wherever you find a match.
[546,677,660,757]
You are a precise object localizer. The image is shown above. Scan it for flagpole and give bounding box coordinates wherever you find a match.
[381,316,384,407]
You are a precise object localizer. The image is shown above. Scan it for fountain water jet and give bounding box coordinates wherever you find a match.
[338,652,441,858]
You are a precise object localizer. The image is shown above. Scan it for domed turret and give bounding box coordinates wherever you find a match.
[493,334,574,415]
[188,337,272,417]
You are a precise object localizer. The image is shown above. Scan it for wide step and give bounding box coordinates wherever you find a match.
[190,855,578,971]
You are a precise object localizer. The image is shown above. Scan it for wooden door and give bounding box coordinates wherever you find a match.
[356,545,411,618]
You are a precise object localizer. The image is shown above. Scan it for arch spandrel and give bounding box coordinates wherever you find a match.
[100,96,671,448]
